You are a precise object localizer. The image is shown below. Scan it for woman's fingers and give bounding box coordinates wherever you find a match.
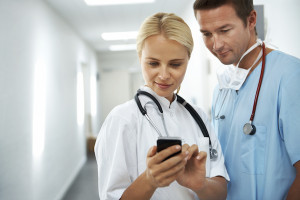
[147,154,187,187]
[146,145,208,188]
[146,145,189,187]
[147,146,157,157]
[182,144,199,160]
[148,145,182,165]
[189,144,199,159]
[196,151,207,161]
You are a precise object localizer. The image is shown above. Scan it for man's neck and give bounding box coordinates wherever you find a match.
[238,37,260,70]
[239,45,262,70]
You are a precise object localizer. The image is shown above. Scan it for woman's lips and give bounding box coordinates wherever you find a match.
[156,82,172,89]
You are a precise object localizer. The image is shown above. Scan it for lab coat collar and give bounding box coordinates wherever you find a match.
[139,86,179,111]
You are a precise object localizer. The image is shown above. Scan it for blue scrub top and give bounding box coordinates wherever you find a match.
[212,50,300,200]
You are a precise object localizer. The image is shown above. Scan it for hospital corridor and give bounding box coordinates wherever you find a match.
[1,0,300,199]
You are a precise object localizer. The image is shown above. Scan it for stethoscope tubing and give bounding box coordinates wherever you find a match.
[214,42,266,135]
[135,89,218,160]
[144,114,163,137]
[250,42,266,122]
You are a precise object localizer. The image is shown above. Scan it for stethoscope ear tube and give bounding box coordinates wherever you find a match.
[177,95,217,160]
[177,95,210,138]
[134,93,147,115]
[135,90,163,114]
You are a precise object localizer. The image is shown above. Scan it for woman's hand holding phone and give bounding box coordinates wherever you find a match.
[144,139,188,189]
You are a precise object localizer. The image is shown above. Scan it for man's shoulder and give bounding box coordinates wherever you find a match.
[266,50,300,76]
[268,50,300,66]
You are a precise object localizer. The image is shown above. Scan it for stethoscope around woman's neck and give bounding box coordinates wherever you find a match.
[135,89,218,160]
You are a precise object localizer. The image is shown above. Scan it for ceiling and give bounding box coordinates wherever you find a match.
[45,0,192,53]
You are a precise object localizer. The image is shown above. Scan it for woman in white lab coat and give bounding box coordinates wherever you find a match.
[95,12,229,200]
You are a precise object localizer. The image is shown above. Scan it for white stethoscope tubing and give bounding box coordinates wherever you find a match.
[144,114,163,137]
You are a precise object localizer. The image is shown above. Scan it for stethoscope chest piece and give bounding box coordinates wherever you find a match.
[210,148,218,160]
[243,121,256,135]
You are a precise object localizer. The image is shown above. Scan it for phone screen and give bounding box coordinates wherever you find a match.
[157,137,182,161]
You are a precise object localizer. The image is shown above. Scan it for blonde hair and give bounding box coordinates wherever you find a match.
[136,12,194,58]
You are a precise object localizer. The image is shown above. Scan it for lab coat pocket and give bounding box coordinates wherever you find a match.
[198,137,210,177]
[240,125,267,175]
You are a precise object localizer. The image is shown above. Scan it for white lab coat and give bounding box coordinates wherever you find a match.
[95,86,229,200]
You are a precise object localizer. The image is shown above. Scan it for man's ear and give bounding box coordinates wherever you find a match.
[248,10,257,31]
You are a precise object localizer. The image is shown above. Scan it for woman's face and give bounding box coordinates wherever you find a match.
[140,34,189,102]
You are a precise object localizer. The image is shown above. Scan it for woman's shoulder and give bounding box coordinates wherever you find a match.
[108,99,139,121]
[100,99,139,138]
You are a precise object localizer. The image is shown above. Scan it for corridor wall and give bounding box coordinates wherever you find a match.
[0,0,100,199]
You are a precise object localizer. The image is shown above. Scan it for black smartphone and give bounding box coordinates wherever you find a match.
[157,137,182,161]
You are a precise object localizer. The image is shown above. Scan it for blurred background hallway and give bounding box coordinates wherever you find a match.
[62,152,98,200]
[0,0,299,199]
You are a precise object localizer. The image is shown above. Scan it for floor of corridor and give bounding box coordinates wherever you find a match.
[62,152,99,200]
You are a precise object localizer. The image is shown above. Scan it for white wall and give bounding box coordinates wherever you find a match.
[180,1,213,115]
[0,0,100,199]
[100,69,130,122]
[254,0,300,58]
[98,51,142,124]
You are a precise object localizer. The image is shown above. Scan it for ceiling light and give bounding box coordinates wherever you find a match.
[84,0,155,6]
[109,44,136,51]
[101,31,138,41]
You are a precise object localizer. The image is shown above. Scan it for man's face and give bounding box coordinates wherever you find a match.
[195,4,252,66]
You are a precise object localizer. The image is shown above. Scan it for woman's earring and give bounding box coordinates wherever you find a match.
[176,85,181,94]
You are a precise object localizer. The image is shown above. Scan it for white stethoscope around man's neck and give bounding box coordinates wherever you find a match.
[214,41,266,135]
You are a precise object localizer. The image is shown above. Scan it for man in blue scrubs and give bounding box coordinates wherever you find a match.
[193,0,300,199]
